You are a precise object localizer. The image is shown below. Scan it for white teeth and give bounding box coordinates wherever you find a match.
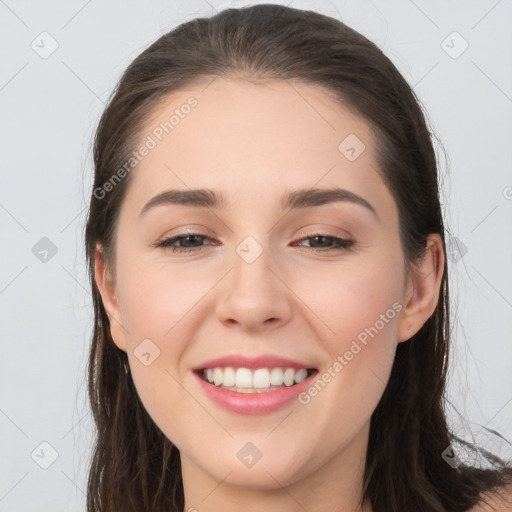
[294,368,307,383]
[235,368,253,388]
[283,368,295,386]
[270,367,284,386]
[202,366,312,390]
[253,369,270,388]
[223,367,235,387]
[213,367,223,386]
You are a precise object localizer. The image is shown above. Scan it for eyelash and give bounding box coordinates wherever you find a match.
[154,232,354,253]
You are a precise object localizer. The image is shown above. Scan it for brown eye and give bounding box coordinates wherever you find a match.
[155,233,212,253]
[293,234,354,252]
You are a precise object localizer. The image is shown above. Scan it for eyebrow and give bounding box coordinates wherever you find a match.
[139,187,378,219]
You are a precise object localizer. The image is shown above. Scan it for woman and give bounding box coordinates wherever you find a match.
[85,4,512,511]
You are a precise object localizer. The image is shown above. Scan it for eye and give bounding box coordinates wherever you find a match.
[154,233,214,253]
[292,234,354,252]
[154,232,354,254]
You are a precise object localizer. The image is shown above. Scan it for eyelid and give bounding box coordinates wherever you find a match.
[155,225,351,245]
[157,224,215,240]
[294,224,352,240]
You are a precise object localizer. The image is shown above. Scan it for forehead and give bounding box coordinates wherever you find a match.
[139,77,372,157]
[121,77,395,221]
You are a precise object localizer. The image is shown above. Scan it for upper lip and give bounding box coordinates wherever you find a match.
[192,354,317,371]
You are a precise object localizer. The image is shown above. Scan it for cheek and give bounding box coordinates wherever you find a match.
[294,255,402,420]
[295,287,400,465]
[299,256,403,353]
[114,258,220,435]
[298,254,402,404]
[116,255,210,341]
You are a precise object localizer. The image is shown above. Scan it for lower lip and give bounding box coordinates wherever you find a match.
[194,371,318,415]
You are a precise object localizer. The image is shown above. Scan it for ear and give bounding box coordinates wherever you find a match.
[397,233,445,343]
[94,243,128,352]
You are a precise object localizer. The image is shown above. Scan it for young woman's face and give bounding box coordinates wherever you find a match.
[96,77,440,499]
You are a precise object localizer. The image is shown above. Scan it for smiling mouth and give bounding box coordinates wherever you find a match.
[195,367,318,393]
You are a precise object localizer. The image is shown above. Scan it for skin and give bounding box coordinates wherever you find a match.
[94,77,445,512]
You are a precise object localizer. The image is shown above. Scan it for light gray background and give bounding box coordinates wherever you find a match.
[1,1,511,510]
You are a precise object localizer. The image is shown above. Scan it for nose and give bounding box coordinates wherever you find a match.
[215,245,293,333]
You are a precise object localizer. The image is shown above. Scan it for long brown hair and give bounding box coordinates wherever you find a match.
[84,4,512,511]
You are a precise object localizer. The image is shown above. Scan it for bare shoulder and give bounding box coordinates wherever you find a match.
[467,482,512,512]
